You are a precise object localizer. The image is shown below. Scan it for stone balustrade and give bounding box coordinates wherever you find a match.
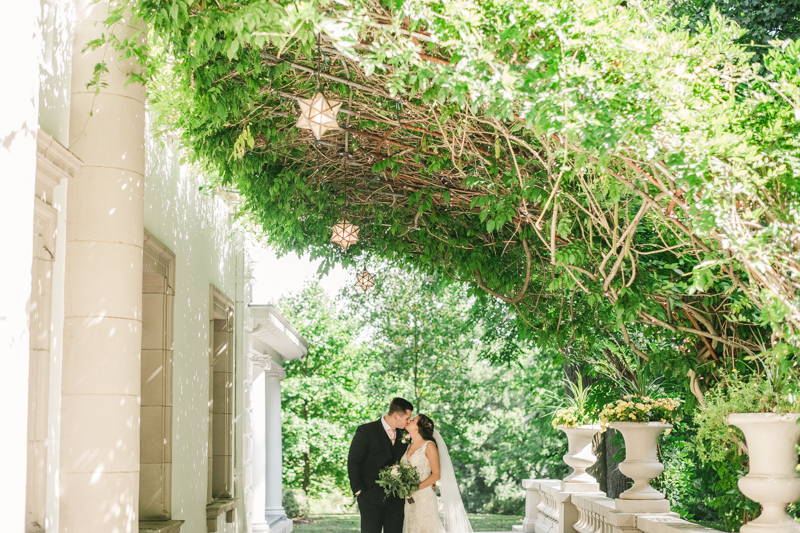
[517,479,728,533]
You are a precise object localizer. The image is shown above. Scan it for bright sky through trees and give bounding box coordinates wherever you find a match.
[250,244,350,303]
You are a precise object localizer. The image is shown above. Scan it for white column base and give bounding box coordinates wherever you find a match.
[267,516,293,533]
[251,519,270,533]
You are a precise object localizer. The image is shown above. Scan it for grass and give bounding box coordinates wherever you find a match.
[292,513,523,532]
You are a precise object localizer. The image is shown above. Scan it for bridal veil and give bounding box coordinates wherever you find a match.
[433,430,473,533]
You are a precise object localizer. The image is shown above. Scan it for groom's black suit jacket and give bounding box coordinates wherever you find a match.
[348,419,409,507]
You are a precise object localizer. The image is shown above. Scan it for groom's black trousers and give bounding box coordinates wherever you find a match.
[357,497,404,533]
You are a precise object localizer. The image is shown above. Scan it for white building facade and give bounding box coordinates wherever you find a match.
[0,2,305,532]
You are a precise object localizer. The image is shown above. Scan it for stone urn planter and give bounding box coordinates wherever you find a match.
[728,413,800,533]
[610,421,671,512]
[558,425,602,491]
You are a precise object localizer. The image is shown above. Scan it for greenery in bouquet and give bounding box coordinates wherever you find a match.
[599,395,682,427]
[376,462,421,503]
[549,375,601,430]
[692,344,800,465]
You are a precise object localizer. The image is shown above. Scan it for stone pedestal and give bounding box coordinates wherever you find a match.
[729,413,800,533]
[559,425,602,491]
[610,422,672,514]
[60,1,146,530]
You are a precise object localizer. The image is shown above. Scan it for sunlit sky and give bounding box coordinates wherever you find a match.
[249,243,351,304]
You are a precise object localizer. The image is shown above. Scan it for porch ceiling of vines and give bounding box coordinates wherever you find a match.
[141,0,800,371]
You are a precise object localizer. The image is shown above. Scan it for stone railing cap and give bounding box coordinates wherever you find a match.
[637,514,719,533]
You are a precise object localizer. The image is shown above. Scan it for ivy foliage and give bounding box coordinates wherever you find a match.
[112,0,800,375]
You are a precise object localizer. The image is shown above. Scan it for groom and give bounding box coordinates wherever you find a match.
[348,397,413,533]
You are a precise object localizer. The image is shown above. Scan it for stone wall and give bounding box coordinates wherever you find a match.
[144,127,245,533]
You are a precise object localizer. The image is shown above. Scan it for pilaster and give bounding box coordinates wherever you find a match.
[60,0,146,530]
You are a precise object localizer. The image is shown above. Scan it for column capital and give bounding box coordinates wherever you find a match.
[248,350,286,380]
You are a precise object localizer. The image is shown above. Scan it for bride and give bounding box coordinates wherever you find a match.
[402,414,473,533]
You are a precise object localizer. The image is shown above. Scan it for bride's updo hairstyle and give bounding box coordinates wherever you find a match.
[416,414,436,442]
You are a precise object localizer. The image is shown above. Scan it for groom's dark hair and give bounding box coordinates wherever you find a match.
[388,397,413,415]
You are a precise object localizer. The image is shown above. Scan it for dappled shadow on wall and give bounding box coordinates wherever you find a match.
[143,115,239,518]
[143,116,236,276]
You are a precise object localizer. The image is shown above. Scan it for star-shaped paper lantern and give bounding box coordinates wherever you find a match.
[355,269,375,292]
[296,92,342,140]
[330,221,360,250]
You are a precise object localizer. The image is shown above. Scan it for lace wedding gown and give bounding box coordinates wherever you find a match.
[402,441,446,533]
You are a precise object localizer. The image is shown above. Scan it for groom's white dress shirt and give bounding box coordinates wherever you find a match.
[381,416,396,445]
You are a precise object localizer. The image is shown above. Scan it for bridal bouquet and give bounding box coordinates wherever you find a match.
[376,463,421,503]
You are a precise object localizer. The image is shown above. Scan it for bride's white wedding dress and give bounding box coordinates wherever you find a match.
[402,431,473,533]
[402,441,445,533]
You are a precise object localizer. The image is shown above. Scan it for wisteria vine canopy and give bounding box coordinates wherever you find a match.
[120,0,800,373]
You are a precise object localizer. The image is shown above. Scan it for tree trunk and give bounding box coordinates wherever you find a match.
[303,449,311,493]
[302,402,310,493]
[604,429,631,498]
[413,319,420,409]
[588,432,606,491]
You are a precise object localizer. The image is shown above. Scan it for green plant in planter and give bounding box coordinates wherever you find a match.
[550,375,601,429]
[588,359,682,428]
[684,344,800,530]
[693,372,800,464]
[692,343,800,464]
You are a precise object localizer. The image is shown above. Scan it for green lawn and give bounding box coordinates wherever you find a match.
[292,513,522,532]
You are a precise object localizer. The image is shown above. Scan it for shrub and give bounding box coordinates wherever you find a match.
[484,496,525,516]
[282,488,309,519]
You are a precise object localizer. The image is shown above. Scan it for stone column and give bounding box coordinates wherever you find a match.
[0,1,41,528]
[249,370,269,532]
[264,360,288,521]
[60,0,145,531]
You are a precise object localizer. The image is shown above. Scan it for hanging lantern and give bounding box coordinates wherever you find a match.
[330,221,360,250]
[296,92,342,140]
[355,269,375,292]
